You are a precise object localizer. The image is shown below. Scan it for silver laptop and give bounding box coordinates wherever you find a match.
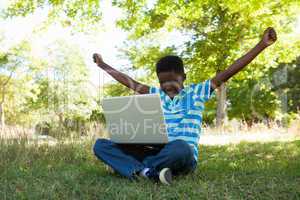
[102,94,168,144]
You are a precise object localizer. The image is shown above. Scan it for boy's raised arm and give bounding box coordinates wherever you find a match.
[93,53,150,94]
[211,27,277,89]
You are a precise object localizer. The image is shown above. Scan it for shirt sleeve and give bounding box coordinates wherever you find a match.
[193,79,214,102]
[149,86,160,94]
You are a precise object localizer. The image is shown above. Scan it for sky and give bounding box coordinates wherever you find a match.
[0,0,300,89]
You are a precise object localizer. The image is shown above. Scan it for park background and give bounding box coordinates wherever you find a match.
[1,0,300,199]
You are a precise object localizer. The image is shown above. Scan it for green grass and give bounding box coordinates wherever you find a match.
[1,139,300,200]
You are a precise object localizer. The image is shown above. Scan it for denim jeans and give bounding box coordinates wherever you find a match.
[93,139,197,179]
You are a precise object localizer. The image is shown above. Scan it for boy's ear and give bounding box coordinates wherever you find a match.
[183,73,186,81]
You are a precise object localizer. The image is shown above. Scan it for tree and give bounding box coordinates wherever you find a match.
[113,0,300,127]
[271,56,300,113]
[0,53,10,127]
[227,75,280,125]
[3,0,102,31]
[0,40,31,128]
[25,39,96,135]
[104,82,133,97]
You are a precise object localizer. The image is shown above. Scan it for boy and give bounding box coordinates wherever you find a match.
[93,27,277,185]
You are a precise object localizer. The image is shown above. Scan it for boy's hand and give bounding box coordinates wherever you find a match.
[92,52,150,94]
[93,53,104,66]
[260,27,277,47]
[212,27,277,88]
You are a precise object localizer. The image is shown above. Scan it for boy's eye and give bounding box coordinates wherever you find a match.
[164,80,177,84]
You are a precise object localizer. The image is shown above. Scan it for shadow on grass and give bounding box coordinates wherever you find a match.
[1,139,300,199]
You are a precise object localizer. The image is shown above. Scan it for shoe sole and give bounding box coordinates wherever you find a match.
[159,168,172,185]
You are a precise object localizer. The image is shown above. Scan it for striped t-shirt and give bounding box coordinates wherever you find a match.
[149,79,213,161]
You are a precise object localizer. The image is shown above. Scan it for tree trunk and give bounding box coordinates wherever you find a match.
[0,102,5,128]
[216,82,227,128]
[0,71,13,130]
[58,113,64,128]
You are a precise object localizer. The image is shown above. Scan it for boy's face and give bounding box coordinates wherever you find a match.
[157,71,186,98]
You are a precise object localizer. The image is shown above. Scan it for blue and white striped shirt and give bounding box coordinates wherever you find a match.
[149,80,213,161]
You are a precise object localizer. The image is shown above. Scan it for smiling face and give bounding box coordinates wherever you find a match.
[155,55,186,98]
[157,71,186,98]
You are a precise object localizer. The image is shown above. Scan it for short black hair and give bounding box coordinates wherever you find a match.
[156,55,184,74]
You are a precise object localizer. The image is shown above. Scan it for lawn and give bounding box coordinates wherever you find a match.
[1,139,300,200]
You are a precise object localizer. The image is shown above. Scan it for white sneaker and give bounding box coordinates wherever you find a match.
[139,167,172,185]
[105,165,115,174]
[139,168,150,178]
[158,168,172,185]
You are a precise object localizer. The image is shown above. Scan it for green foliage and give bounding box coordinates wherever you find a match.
[202,96,217,124]
[114,0,300,122]
[0,40,35,126]
[103,82,134,97]
[116,0,300,75]
[0,27,101,134]
[3,0,102,30]
[2,76,33,126]
[2,0,300,127]
[0,37,96,132]
[224,56,300,124]
[25,40,95,128]
[271,57,300,113]
[89,109,105,124]
[0,53,8,65]
[227,77,280,122]
[281,112,299,127]
[123,45,176,75]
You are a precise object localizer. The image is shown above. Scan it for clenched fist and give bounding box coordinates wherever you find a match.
[93,53,104,66]
[261,27,277,47]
